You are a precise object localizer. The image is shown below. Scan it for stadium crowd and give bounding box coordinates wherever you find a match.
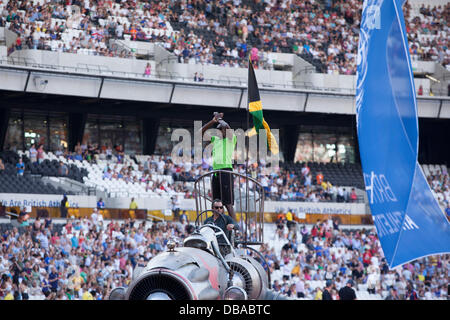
[427,169,450,207]
[263,216,449,300]
[0,212,448,300]
[0,0,448,74]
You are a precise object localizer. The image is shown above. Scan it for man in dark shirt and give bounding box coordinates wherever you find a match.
[339,279,357,300]
[204,199,239,245]
[322,280,333,300]
[48,266,59,293]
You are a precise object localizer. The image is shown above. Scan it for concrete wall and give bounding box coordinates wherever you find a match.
[9,49,155,75]
[0,27,6,58]
[412,60,436,74]
[120,39,155,53]
[3,28,17,51]
[305,73,356,93]
[292,54,315,85]
[162,62,293,86]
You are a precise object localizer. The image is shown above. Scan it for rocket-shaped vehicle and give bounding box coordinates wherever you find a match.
[109,223,287,300]
[109,170,288,300]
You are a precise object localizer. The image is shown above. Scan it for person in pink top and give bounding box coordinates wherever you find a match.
[250,47,259,66]
[37,144,45,164]
[144,63,151,77]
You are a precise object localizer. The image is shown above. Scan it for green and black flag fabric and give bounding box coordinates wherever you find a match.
[247,58,279,155]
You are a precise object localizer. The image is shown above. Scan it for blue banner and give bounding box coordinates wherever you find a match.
[356,0,450,268]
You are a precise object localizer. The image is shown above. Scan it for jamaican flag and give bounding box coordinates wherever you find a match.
[247,58,279,155]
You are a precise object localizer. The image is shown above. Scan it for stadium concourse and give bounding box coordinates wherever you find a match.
[0,0,448,75]
[0,146,449,300]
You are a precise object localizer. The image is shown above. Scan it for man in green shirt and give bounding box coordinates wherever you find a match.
[201,112,236,220]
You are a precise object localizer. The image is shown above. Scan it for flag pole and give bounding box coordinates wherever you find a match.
[245,55,251,243]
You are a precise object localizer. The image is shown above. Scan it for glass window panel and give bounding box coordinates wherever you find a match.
[313,133,337,163]
[294,133,313,163]
[24,115,47,151]
[155,125,193,156]
[84,120,99,147]
[49,116,68,151]
[99,122,124,150]
[5,114,23,151]
[337,135,355,163]
[123,120,142,155]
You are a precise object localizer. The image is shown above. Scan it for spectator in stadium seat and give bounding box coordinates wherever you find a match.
[322,279,333,300]
[105,145,113,160]
[337,187,345,202]
[350,188,358,203]
[29,143,38,163]
[301,163,310,177]
[338,279,357,300]
[58,161,68,176]
[314,287,323,300]
[385,287,400,300]
[406,283,419,300]
[48,266,59,294]
[115,145,125,163]
[304,173,312,187]
[0,158,4,172]
[97,198,105,209]
[15,36,22,50]
[37,144,45,164]
[316,171,324,185]
[16,157,25,176]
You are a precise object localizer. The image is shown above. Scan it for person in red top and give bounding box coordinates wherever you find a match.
[65,221,73,234]
[316,171,324,185]
[15,37,22,50]
[311,225,318,238]
[363,248,372,267]
[37,144,45,164]
[350,188,358,202]
[130,25,137,41]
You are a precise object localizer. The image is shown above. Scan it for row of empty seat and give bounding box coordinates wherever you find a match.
[283,162,365,189]
[0,171,69,195]
[422,164,448,176]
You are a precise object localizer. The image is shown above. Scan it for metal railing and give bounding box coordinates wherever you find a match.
[194,170,265,245]
[0,55,353,92]
[1,56,449,97]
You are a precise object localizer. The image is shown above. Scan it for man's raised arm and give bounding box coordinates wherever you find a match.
[200,112,224,135]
